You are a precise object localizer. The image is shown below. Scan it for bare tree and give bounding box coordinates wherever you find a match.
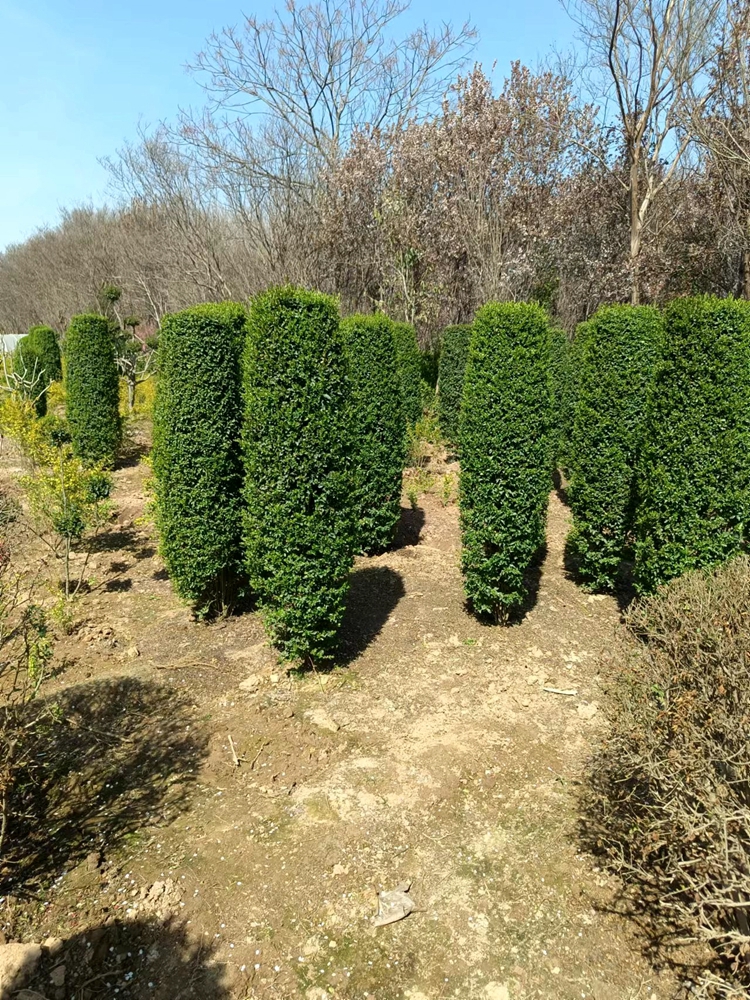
[564,0,726,302]
[184,0,476,188]
[688,0,750,296]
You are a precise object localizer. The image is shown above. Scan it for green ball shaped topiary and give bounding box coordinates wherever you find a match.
[152,302,248,616]
[459,302,553,620]
[341,313,405,553]
[567,305,663,591]
[65,314,121,465]
[243,287,356,664]
[635,296,750,593]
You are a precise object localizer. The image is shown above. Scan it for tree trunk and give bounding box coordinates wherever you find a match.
[629,157,642,306]
[127,376,136,412]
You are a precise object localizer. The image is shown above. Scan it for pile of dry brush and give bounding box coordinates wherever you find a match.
[582,556,750,998]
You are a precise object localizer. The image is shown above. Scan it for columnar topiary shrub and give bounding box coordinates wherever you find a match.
[28,325,62,384]
[567,306,662,591]
[12,335,45,416]
[152,302,247,615]
[341,314,404,553]
[635,296,750,593]
[243,287,356,663]
[460,302,552,620]
[437,324,471,447]
[23,325,63,418]
[547,327,569,468]
[392,322,422,427]
[65,314,121,465]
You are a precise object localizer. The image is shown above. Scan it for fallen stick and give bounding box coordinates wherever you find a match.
[228,733,240,767]
[543,686,578,697]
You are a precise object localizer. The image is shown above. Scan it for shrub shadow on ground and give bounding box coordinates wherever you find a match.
[0,677,208,898]
[21,917,232,1000]
[562,538,636,613]
[391,504,426,549]
[338,565,406,665]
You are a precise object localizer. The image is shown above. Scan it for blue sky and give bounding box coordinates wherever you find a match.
[0,0,577,250]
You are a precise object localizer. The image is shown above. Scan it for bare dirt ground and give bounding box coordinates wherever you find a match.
[0,437,675,1000]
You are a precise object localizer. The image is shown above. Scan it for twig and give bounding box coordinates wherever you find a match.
[250,739,269,770]
[228,733,240,767]
[543,686,578,696]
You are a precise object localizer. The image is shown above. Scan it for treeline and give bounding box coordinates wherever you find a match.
[1,0,749,339]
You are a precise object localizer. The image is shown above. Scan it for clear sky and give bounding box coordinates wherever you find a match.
[0,0,577,251]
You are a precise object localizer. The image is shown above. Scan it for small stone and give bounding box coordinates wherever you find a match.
[332,863,349,876]
[484,984,510,1000]
[283,707,295,719]
[43,937,63,957]
[306,989,329,1000]
[126,645,140,659]
[239,674,261,692]
[270,673,280,684]
[305,708,340,733]
[577,702,599,720]
[49,964,66,987]
[17,991,48,1000]
[85,850,101,871]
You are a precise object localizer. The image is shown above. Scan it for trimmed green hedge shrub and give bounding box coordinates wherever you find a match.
[460,302,552,619]
[547,327,569,468]
[13,335,45,416]
[65,314,121,465]
[392,322,423,427]
[152,302,247,615]
[437,324,471,447]
[635,297,750,593]
[567,306,662,590]
[341,314,404,553]
[243,287,356,663]
[28,325,62,384]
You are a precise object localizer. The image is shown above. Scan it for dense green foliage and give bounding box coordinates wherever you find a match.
[567,306,663,590]
[152,302,247,615]
[460,303,552,619]
[341,314,405,554]
[392,322,423,426]
[419,344,440,389]
[635,296,750,593]
[64,314,121,465]
[28,325,62,384]
[547,327,569,467]
[437,324,471,447]
[243,287,356,663]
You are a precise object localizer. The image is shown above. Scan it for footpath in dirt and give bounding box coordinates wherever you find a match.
[2,450,674,1000]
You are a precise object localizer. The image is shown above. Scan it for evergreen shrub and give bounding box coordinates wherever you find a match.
[341,314,404,553]
[65,314,121,465]
[635,296,750,592]
[28,325,62,384]
[243,287,355,663]
[459,302,552,619]
[392,322,423,426]
[547,326,569,468]
[437,324,471,447]
[567,305,662,590]
[152,302,247,615]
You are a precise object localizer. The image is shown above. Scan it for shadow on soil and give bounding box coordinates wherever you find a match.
[0,677,208,898]
[338,565,406,665]
[391,504,426,549]
[18,918,231,1000]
